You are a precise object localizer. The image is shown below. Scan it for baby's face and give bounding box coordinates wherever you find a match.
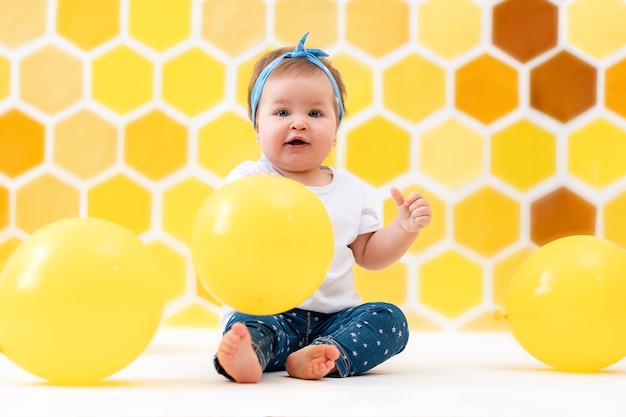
[254,71,338,178]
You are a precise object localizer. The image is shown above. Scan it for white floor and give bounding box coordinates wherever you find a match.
[1,327,625,417]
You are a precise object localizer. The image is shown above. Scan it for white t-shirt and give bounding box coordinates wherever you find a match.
[220,157,382,327]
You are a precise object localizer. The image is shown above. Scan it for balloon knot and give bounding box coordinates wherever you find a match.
[493,310,508,321]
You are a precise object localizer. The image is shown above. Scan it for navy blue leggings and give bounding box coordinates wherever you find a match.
[214,302,409,379]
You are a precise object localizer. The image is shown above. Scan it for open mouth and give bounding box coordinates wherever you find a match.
[286,139,308,145]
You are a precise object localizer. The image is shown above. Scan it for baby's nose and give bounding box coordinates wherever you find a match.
[290,119,307,130]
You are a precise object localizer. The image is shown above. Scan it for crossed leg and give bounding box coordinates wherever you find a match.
[217,322,340,382]
[285,343,340,380]
[217,322,263,383]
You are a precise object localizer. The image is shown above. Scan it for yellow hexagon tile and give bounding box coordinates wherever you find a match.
[404,311,443,331]
[16,174,80,234]
[56,0,119,50]
[454,186,520,257]
[383,185,445,255]
[492,0,558,63]
[0,184,8,229]
[419,250,483,319]
[530,187,596,246]
[354,263,407,306]
[345,116,411,187]
[455,54,518,124]
[605,58,626,118]
[235,50,266,112]
[53,109,117,179]
[162,178,214,244]
[163,48,226,117]
[129,0,191,51]
[604,191,626,249]
[201,0,266,56]
[275,0,338,48]
[383,54,446,122]
[198,112,259,179]
[530,51,596,123]
[459,312,510,332]
[491,119,556,191]
[124,111,188,181]
[346,0,409,57]
[87,173,152,235]
[147,240,188,303]
[419,119,484,189]
[332,52,374,116]
[0,110,45,178]
[0,0,46,49]
[19,45,82,114]
[418,0,482,60]
[0,55,9,99]
[324,146,337,169]
[568,119,626,188]
[92,45,153,114]
[164,302,221,327]
[568,0,626,59]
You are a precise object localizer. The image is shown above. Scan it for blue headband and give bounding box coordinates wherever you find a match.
[250,32,344,128]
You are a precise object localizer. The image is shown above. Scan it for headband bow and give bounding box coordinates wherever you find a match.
[250,32,344,128]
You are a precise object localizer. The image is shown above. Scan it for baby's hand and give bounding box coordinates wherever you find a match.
[390,187,431,234]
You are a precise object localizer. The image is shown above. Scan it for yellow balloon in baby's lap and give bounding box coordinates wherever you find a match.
[506,235,626,372]
[0,217,164,385]
[191,175,334,315]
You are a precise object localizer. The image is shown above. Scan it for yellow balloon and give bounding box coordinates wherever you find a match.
[191,175,334,315]
[0,217,164,385]
[506,235,626,372]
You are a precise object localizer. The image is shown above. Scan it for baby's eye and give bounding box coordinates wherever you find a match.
[308,110,322,118]
[276,109,290,117]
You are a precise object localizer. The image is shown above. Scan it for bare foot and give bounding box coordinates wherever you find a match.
[285,344,340,380]
[217,322,262,383]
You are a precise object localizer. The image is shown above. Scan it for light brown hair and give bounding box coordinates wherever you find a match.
[247,46,348,123]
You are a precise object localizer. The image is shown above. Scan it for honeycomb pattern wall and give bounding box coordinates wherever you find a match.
[2,0,626,331]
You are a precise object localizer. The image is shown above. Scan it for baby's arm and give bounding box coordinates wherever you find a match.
[350,187,431,270]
